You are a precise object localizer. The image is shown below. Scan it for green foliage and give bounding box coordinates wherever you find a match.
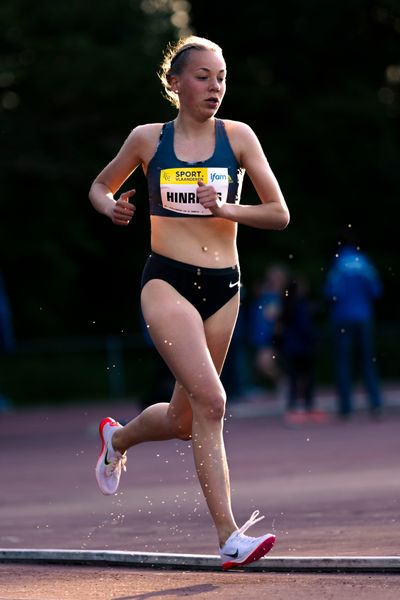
[1,0,177,338]
[191,0,400,314]
[0,0,399,344]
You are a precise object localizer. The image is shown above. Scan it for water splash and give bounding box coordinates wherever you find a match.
[81,493,126,549]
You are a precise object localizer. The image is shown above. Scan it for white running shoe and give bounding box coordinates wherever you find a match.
[95,417,127,495]
[220,510,276,570]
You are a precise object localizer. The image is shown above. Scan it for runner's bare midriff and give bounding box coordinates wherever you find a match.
[150,215,238,268]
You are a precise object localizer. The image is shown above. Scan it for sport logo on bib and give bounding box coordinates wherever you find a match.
[160,167,229,215]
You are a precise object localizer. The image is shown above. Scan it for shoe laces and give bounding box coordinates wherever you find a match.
[106,451,127,476]
[236,510,265,537]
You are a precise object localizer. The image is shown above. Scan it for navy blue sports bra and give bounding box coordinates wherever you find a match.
[146,119,244,217]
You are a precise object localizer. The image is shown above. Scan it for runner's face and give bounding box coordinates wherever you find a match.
[176,49,226,117]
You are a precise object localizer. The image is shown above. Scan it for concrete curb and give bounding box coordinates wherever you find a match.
[1,549,400,573]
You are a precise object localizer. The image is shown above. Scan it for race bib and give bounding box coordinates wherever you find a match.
[160,167,230,215]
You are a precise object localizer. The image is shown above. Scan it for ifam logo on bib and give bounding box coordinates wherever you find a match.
[160,167,229,215]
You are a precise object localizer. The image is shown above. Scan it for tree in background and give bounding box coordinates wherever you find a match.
[0,0,399,340]
[0,0,187,337]
[190,0,400,305]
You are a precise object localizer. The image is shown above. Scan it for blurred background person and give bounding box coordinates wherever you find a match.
[323,228,384,419]
[277,272,328,425]
[0,271,16,413]
[248,263,288,399]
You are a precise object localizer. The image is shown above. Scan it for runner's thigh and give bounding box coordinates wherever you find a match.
[203,293,240,375]
[141,280,223,398]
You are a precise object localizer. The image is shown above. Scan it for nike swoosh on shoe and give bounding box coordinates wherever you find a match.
[224,549,239,558]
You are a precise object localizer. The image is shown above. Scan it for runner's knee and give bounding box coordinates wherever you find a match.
[193,388,227,422]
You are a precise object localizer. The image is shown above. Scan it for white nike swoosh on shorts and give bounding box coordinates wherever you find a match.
[229,281,240,288]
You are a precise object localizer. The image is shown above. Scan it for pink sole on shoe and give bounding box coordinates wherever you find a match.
[222,535,276,570]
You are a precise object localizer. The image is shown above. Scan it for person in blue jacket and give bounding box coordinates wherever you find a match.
[324,229,383,418]
[248,264,288,391]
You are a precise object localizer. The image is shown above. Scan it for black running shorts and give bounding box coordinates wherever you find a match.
[141,252,240,321]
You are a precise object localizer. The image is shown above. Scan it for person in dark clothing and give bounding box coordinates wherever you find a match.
[278,274,328,425]
[0,271,16,412]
